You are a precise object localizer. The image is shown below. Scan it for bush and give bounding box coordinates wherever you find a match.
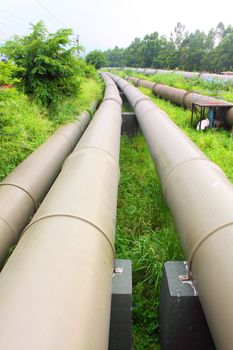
[0,61,21,86]
[0,21,86,107]
[85,50,107,69]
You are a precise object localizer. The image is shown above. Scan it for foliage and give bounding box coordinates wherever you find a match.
[0,87,52,179]
[50,77,103,125]
[0,21,89,107]
[103,22,233,72]
[105,46,126,67]
[0,61,21,86]
[0,77,103,179]
[85,50,107,69]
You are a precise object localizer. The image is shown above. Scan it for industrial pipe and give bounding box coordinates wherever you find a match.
[0,73,122,349]
[108,72,233,350]
[107,67,233,85]
[0,108,95,266]
[127,76,233,125]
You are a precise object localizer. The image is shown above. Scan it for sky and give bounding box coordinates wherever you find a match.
[0,0,232,53]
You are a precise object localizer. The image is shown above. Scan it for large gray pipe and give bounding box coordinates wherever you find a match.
[108,72,233,350]
[0,73,121,349]
[127,76,233,126]
[133,67,233,84]
[0,108,94,266]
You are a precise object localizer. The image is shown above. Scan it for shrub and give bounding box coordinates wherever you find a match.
[0,21,85,107]
[85,50,107,69]
[0,61,21,86]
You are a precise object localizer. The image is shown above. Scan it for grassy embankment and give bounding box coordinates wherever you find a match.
[0,77,103,180]
[115,81,233,349]
[123,70,233,103]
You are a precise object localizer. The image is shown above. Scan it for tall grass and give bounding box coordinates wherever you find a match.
[0,78,103,180]
[116,135,184,349]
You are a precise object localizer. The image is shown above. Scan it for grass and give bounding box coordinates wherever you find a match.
[116,85,233,348]
[116,134,184,349]
[0,78,103,180]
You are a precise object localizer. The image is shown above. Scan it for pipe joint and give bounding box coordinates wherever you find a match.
[0,183,37,209]
[23,213,115,257]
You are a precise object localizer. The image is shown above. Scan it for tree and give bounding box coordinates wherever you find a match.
[124,38,143,67]
[85,50,106,69]
[104,46,126,67]
[172,22,188,49]
[0,21,84,107]
[178,30,208,71]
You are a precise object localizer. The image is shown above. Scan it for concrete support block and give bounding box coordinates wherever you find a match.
[159,261,216,350]
[121,112,139,137]
[109,259,132,350]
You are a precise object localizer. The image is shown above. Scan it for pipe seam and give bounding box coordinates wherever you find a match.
[103,97,122,107]
[0,183,37,209]
[182,90,195,108]
[152,83,158,90]
[54,132,78,148]
[133,97,151,110]
[162,157,215,192]
[0,217,14,236]
[189,222,233,268]
[135,79,143,87]
[68,146,120,174]
[23,213,115,256]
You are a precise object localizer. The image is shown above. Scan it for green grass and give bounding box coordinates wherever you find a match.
[116,135,184,349]
[0,78,103,180]
[46,77,103,125]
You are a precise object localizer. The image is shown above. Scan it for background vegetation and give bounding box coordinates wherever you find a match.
[100,22,233,72]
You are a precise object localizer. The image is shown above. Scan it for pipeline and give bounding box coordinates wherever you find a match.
[0,73,121,349]
[127,75,233,126]
[108,72,233,350]
[106,67,233,85]
[0,105,96,267]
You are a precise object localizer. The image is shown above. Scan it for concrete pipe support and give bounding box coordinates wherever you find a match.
[0,110,93,266]
[0,73,122,350]
[108,73,233,350]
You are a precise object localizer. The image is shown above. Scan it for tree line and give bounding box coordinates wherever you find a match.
[86,22,233,72]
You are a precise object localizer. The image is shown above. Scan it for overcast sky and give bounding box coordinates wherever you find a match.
[0,0,232,53]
